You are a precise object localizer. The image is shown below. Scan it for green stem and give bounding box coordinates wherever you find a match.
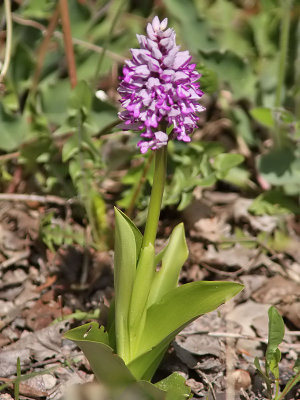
[295,20,300,120]
[277,371,300,400]
[142,146,167,248]
[126,152,154,218]
[274,378,280,400]
[0,0,13,82]
[273,0,292,149]
[275,0,292,108]
[93,0,126,86]
[126,146,167,361]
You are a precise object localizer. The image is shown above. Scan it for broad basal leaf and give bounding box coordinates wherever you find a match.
[138,281,243,356]
[148,223,189,307]
[127,337,170,381]
[64,323,136,388]
[64,323,168,399]
[115,207,143,257]
[129,243,155,356]
[114,208,142,361]
[130,381,166,400]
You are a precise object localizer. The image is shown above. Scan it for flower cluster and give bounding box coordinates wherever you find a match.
[118,16,205,153]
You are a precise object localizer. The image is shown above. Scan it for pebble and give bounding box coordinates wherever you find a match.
[230,369,251,390]
[42,374,57,390]
[0,395,13,400]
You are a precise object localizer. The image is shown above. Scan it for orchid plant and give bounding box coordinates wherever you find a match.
[64,17,243,399]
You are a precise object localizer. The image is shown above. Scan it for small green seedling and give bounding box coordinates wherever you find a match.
[255,306,300,400]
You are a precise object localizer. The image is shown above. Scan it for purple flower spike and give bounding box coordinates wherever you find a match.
[118,16,205,153]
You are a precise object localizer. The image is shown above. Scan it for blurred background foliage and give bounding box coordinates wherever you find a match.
[0,0,300,248]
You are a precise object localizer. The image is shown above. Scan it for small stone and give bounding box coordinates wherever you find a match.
[186,378,204,396]
[0,394,14,400]
[29,266,39,280]
[0,300,14,316]
[230,369,251,390]
[42,374,57,390]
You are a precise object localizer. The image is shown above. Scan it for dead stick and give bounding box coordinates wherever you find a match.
[59,0,77,89]
[31,5,60,93]
[0,151,19,162]
[0,249,30,269]
[0,193,77,205]
[179,331,300,351]
[12,14,125,62]
[195,369,217,400]
[182,330,300,339]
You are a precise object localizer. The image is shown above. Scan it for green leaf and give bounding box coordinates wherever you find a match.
[90,99,118,134]
[196,63,219,94]
[127,339,170,381]
[128,281,242,380]
[10,42,34,90]
[115,208,143,257]
[129,244,155,355]
[205,0,253,58]
[90,191,109,245]
[266,306,285,371]
[269,348,281,379]
[114,208,142,361]
[52,309,100,324]
[1,88,19,113]
[41,79,71,125]
[164,0,217,52]
[213,153,244,179]
[232,107,257,147]
[254,357,263,376]
[200,50,257,100]
[250,107,274,127]
[249,190,300,216]
[178,192,194,211]
[254,357,271,385]
[257,147,300,189]
[294,358,300,373]
[223,166,250,189]
[64,324,168,399]
[62,135,79,162]
[0,105,27,151]
[64,323,136,388]
[139,281,244,356]
[126,381,166,400]
[156,373,191,400]
[148,223,189,307]
[22,0,55,18]
[69,80,92,117]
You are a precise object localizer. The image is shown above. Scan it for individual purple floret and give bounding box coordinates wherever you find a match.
[118,16,205,154]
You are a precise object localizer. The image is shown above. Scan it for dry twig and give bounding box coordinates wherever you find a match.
[31,5,60,92]
[11,14,125,62]
[0,193,76,205]
[59,0,77,89]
